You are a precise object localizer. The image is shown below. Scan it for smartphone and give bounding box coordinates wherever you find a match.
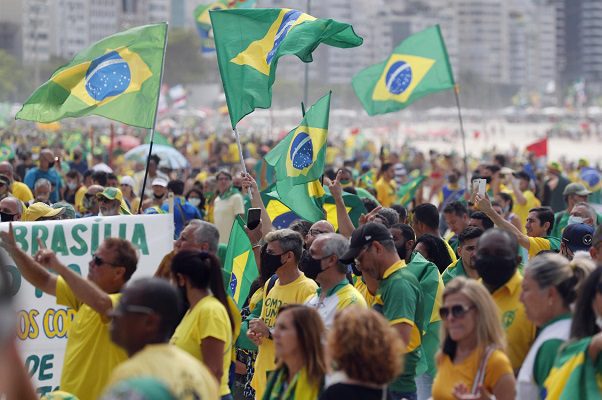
[472,178,487,197]
[247,208,261,230]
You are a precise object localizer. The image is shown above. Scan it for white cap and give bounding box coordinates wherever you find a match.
[120,176,135,188]
[151,177,168,187]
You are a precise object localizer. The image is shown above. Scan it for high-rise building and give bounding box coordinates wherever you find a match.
[0,0,53,63]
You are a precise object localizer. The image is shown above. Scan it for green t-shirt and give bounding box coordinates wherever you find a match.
[442,258,467,286]
[533,314,572,387]
[374,261,424,393]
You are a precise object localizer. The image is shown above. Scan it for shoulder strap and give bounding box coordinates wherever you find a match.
[472,346,494,394]
[266,274,279,296]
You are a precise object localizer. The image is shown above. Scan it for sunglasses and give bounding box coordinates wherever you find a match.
[92,254,117,267]
[439,304,474,320]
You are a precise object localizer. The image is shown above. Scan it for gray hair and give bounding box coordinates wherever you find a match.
[265,229,304,261]
[34,178,52,191]
[526,253,592,307]
[573,202,597,227]
[316,233,350,273]
[375,208,400,228]
[188,220,219,253]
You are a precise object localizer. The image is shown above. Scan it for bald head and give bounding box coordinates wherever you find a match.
[0,196,22,221]
[305,220,335,247]
[39,149,55,170]
[0,162,13,181]
[477,229,519,259]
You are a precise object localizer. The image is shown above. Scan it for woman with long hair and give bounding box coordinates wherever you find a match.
[320,306,404,400]
[432,277,515,400]
[543,265,602,398]
[262,305,327,400]
[170,250,235,400]
[517,254,593,399]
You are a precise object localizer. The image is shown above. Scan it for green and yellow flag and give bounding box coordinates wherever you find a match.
[16,23,167,129]
[398,174,427,207]
[543,337,602,399]
[352,25,454,116]
[264,93,330,185]
[210,8,362,128]
[194,0,256,53]
[223,215,258,308]
[261,179,326,226]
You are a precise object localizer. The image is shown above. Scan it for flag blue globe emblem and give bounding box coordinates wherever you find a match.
[290,132,313,170]
[385,61,412,95]
[229,273,238,295]
[267,9,302,64]
[85,51,132,101]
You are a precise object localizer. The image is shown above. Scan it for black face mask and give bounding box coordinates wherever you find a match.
[350,261,362,276]
[303,255,324,280]
[262,252,285,276]
[153,193,165,200]
[474,254,516,289]
[0,211,15,222]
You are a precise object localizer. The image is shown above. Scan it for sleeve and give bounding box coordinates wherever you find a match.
[483,350,514,392]
[233,194,245,216]
[528,237,551,258]
[198,302,230,343]
[55,276,81,310]
[23,170,35,190]
[383,280,418,327]
[533,339,564,386]
[237,298,263,351]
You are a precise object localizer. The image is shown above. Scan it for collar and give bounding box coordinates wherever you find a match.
[382,260,406,279]
[316,278,349,297]
[218,186,239,200]
[540,313,572,330]
[493,270,522,297]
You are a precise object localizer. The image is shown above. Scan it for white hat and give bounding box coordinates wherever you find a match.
[151,177,168,187]
[120,176,135,188]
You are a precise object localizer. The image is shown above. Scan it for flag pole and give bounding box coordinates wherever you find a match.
[233,126,252,199]
[138,23,169,214]
[453,84,469,188]
[303,0,311,106]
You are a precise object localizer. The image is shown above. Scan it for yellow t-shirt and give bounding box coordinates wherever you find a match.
[432,347,513,400]
[512,190,541,232]
[527,236,557,259]
[170,295,233,396]
[55,277,127,400]
[11,181,33,203]
[102,344,219,399]
[491,271,536,370]
[354,276,376,306]
[375,177,397,207]
[251,274,318,399]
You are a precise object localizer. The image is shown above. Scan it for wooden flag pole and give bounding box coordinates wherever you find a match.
[138,23,169,214]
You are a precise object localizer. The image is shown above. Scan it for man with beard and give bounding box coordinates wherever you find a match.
[442,226,484,284]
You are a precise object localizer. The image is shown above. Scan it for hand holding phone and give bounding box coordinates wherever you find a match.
[246,208,261,231]
[472,178,487,197]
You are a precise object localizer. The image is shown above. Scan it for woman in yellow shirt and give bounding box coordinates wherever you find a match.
[262,305,326,400]
[432,277,516,400]
[170,250,235,400]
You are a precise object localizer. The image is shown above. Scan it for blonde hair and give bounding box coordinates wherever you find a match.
[328,306,404,385]
[438,277,506,360]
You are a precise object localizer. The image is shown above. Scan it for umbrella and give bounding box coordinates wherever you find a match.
[124,144,189,169]
[115,135,141,151]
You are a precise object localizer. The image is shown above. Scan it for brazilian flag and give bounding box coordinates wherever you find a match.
[210,8,362,128]
[0,145,14,162]
[261,179,325,227]
[352,25,455,115]
[16,23,167,129]
[398,174,427,207]
[223,215,258,308]
[194,0,257,53]
[264,93,330,186]
[323,188,367,231]
[543,337,602,399]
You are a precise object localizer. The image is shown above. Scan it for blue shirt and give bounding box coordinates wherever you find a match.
[162,197,202,239]
[24,167,63,203]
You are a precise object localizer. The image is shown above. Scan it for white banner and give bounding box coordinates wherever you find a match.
[1,214,174,396]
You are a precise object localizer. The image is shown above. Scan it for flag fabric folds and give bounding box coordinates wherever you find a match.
[223,215,258,308]
[526,138,548,157]
[16,23,167,129]
[194,0,257,53]
[397,174,427,207]
[264,93,331,185]
[210,8,362,128]
[352,25,454,116]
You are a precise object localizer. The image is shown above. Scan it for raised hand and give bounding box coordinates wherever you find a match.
[0,223,19,255]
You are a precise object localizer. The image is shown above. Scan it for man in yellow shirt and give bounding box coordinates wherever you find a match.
[375,163,397,207]
[103,277,219,399]
[473,229,536,371]
[0,161,34,203]
[0,226,137,400]
[510,171,541,231]
[247,229,318,399]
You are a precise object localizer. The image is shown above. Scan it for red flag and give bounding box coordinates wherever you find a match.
[526,138,548,157]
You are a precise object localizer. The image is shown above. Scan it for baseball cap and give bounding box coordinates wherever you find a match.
[151,177,168,187]
[52,201,75,219]
[96,187,123,202]
[22,202,64,222]
[120,176,135,188]
[340,222,393,263]
[562,223,594,253]
[563,182,591,197]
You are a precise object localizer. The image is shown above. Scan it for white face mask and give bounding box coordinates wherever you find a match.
[568,216,584,225]
[189,198,201,207]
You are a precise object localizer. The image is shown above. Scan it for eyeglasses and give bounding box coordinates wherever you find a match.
[309,229,328,236]
[112,303,155,317]
[354,243,372,262]
[439,304,475,320]
[92,254,117,267]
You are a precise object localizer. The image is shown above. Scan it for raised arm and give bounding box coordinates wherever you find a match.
[0,223,56,296]
[242,173,273,236]
[325,172,355,238]
[35,245,113,317]
[476,194,530,250]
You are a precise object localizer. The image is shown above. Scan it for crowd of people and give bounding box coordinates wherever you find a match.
[0,127,601,400]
